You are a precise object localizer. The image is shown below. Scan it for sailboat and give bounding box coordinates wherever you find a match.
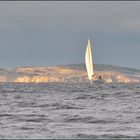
[85,35,104,84]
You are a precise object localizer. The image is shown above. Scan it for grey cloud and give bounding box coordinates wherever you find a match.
[0,2,140,32]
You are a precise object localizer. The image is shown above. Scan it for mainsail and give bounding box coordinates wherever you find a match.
[85,36,94,82]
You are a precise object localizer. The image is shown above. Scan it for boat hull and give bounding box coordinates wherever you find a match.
[92,79,105,84]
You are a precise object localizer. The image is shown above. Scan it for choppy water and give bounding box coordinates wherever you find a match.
[0,82,140,139]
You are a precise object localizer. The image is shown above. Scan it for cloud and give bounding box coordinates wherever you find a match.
[0,21,20,31]
[0,1,140,33]
[0,2,140,68]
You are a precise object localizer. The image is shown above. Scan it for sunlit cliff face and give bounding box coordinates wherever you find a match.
[14,76,63,83]
[93,71,139,83]
[14,71,139,83]
[0,76,6,82]
[14,67,84,83]
[0,67,139,83]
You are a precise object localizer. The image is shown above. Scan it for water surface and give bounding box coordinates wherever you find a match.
[0,82,140,139]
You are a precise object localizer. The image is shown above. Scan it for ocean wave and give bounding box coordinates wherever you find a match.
[0,83,140,138]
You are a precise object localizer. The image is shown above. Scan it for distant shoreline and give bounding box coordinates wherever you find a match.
[0,64,139,83]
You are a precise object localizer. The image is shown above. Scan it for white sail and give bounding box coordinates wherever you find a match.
[85,37,94,81]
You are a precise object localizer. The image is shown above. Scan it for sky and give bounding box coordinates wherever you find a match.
[0,1,140,69]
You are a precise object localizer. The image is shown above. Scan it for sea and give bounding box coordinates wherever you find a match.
[0,82,140,139]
